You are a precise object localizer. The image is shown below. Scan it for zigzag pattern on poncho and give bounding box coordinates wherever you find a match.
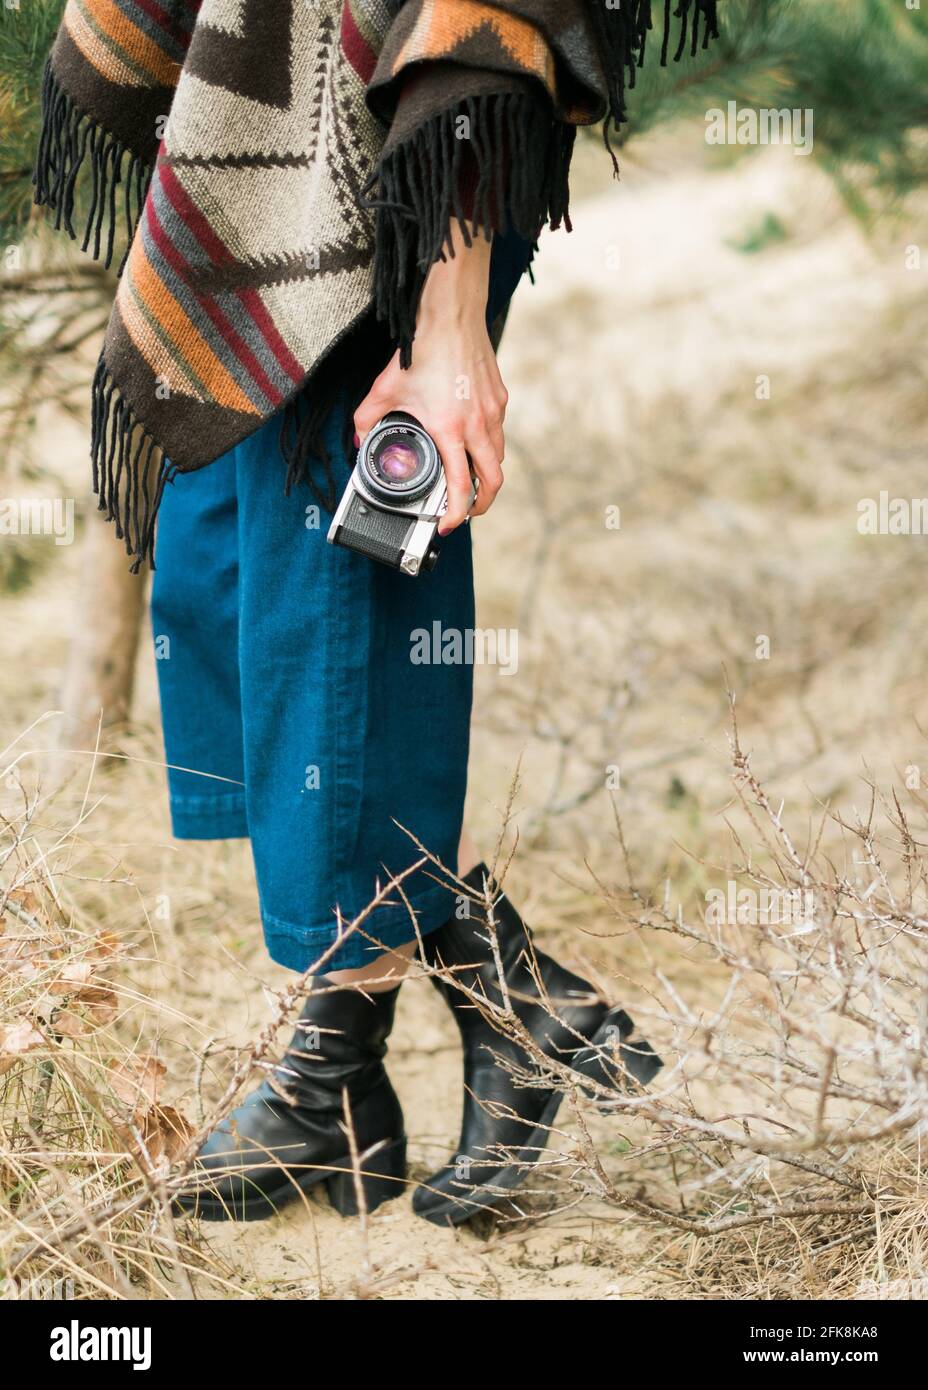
[34,0,718,569]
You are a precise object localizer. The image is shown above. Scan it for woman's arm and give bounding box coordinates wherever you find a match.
[353,222,507,537]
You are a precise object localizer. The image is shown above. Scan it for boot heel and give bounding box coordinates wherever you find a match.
[326,1137,407,1217]
[572,1006,663,1104]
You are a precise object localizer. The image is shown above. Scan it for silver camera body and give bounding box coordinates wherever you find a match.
[327,412,474,576]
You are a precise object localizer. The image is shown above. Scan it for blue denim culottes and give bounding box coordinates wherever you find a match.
[151,231,529,972]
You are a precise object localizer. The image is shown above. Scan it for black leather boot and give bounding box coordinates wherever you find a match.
[413,865,661,1226]
[175,985,406,1221]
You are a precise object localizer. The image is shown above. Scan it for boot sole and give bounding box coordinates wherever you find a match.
[174,1136,407,1222]
[416,1011,663,1226]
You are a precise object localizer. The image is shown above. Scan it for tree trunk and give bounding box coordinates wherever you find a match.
[51,498,148,776]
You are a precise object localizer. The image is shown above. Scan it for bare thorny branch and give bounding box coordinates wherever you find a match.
[2,701,927,1296]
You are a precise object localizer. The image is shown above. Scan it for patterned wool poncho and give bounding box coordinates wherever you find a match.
[34,0,719,568]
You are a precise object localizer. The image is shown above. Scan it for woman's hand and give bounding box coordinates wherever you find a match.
[354,224,507,536]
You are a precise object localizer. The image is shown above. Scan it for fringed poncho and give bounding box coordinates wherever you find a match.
[34,0,719,569]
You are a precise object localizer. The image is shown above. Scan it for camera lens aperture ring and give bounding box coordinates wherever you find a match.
[359,416,440,504]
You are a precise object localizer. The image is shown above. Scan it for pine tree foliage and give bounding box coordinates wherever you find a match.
[602,0,928,211]
[0,0,63,247]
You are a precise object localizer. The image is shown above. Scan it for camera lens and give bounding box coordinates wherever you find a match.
[362,418,438,502]
[377,442,420,483]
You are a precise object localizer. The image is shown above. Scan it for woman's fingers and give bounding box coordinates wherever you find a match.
[486,415,505,472]
[353,368,393,441]
[467,424,503,518]
[351,353,508,527]
[434,433,476,535]
[353,395,383,443]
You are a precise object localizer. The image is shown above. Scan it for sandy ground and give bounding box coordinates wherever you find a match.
[3,123,927,1298]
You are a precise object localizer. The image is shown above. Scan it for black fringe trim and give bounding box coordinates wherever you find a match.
[585,0,721,169]
[33,60,154,272]
[90,357,177,573]
[280,394,339,514]
[279,306,395,511]
[360,91,575,368]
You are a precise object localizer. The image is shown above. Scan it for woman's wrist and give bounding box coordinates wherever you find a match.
[355,217,506,536]
[417,222,492,332]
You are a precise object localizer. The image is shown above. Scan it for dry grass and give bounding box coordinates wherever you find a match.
[1,131,927,1300]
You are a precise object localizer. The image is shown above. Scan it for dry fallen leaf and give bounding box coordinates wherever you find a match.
[0,944,31,972]
[0,1017,45,1074]
[7,888,43,915]
[114,1105,194,1174]
[54,985,118,1036]
[148,1105,194,1165]
[88,930,122,959]
[48,961,96,995]
[79,985,118,1025]
[3,888,52,929]
[54,1009,89,1039]
[110,1055,166,1110]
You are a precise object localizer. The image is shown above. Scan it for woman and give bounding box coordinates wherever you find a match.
[35,0,717,1225]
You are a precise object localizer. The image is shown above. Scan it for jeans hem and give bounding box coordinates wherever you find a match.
[169,791,249,841]
[261,882,453,973]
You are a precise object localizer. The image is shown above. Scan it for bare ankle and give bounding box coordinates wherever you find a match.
[457,828,481,878]
[324,940,415,993]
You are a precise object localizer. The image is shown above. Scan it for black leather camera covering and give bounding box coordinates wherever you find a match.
[332,490,416,569]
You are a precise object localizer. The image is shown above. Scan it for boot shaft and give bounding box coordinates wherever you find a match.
[277,983,401,1106]
[424,865,607,1044]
